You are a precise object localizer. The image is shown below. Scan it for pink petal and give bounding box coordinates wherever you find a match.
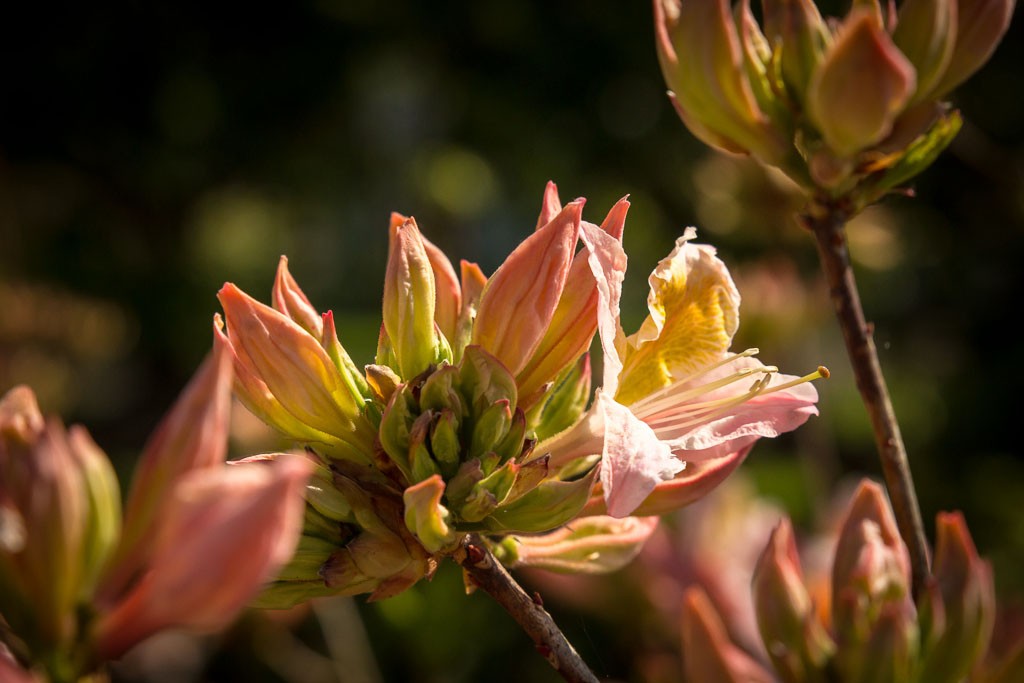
[638,356,819,461]
[95,454,312,659]
[597,393,683,518]
[579,220,628,394]
[100,338,233,602]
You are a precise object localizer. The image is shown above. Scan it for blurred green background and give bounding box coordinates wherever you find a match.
[1,1,1022,681]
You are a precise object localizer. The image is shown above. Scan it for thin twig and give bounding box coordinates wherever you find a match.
[802,201,931,600]
[454,534,600,683]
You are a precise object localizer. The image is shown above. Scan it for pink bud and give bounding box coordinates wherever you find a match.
[918,511,995,682]
[807,10,917,156]
[752,519,835,679]
[94,454,311,659]
[681,587,776,683]
[100,340,233,601]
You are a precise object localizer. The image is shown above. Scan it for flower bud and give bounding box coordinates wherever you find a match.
[654,0,791,163]
[403,475,457,553]
[931,0,1015,97]
[0,387,86,650]
[383,217,449,378]
[94,454,312,659]
[831,481,914,679]
[918,511,995,683]
[496,515,659,574]
[216,286,376,462]
[752,519,835,680]
[762,0,830,100]
[891,0,958,102]
[807,10,917,156]
[681,587,777,683]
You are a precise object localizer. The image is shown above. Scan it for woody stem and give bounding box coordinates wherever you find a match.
[455,534,599,683]
[803,201,931,601]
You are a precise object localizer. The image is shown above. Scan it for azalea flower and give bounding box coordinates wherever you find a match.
[539,213,825,517]
[213,181,824,602]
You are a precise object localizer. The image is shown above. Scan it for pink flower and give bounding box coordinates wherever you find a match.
[541,221,824,517]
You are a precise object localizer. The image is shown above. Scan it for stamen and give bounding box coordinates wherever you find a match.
[641,365,828,438]
[630,365,771,417]
[627,348,761,412]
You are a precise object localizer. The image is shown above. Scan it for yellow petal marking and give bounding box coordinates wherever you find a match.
[614,239,739,407]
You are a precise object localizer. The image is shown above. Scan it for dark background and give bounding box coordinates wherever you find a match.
[2,2,1021,681]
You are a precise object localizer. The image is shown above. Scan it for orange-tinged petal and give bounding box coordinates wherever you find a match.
[273,255,323,337]
[218,283,371,451]
[95,454,311,659]
[472,200,582,376]
[421,234,462,345]
[534,180,564,231]
[103,340,233,601]
[517,197,630,408]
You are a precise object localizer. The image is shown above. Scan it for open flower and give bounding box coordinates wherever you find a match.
[539,222,824,517]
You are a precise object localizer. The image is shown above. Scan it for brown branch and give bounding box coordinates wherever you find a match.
[803,202,931,600]
[454,534,600,683]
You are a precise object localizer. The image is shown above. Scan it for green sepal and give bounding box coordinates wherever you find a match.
[860,110,962,206]
[430,408,462,476]
[459,346,518,414]
[529,354,591,442]
[469,399,512,460]
[251,579,338,610]
[275,535,337,582]
[482,467,597,534]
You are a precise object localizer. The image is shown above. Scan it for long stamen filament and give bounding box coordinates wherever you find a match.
[630,360,776,418]
[626,348,761,412]
[640,365,829,437]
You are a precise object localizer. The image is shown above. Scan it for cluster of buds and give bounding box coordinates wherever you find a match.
[654,0,1014,207]
[216,182,825,605]
[682,479,1022,683]
[0,343,310,682]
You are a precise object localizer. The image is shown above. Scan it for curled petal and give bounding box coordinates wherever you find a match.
[517,198,629,408]
[596,393,683,518]
[617,232,739,406]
